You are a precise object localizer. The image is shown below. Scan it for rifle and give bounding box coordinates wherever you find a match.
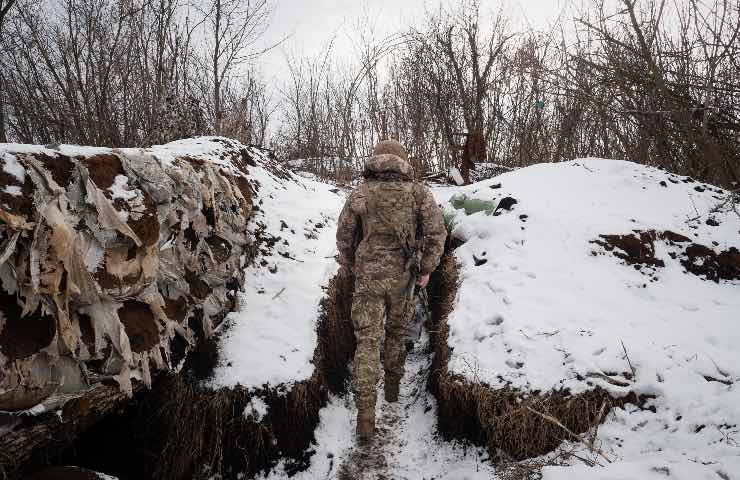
[405,249,421,300]
[406,266,430,349]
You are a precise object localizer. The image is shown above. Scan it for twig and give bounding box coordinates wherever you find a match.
[590,399,609,445]
[571,453,598,467]
[687,195,701,221]
[620,340,636,378]
[525,406,611,465]
[271,287,286,300]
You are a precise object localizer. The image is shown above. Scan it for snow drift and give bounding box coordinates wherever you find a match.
[433,158,740,476]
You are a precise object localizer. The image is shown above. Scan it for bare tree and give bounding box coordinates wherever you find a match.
[197,0,273,134]
[0,0,16,142]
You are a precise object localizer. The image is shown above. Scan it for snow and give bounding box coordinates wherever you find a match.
[243,397,269,422]
[449,166,465,186]
[263,331,495,480]
[209,157,345,389]
[3,185,21,196]
[5,140,736,477]
[146,136,250,170]
[108,175,137,201]
[1,136,257,182]
[434,158,740,477]
[213,156,739,478]
[1,152,26,182]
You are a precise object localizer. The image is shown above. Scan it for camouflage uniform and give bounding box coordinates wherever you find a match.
[336,140,446,423]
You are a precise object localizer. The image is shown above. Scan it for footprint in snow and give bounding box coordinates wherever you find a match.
[505,359,524,369]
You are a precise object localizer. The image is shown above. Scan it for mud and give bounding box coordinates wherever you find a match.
[233,175,253,211]
[592,231,664,267]
[163,295,188,323]
[94,261,121,290]
[127,190,160,246]
[81,154,124,189]
[314,273,356,394]
[118,300,159,353]
[25,466,106,480]
[183,222,199,251]
[593,229,740,282]
[682,244,740,281]
[185,268,212,300]
[205,235,232,263]
[77,313,96,356]
[38,153,76,187]
[0,290,56,361]
[0,162,34,216]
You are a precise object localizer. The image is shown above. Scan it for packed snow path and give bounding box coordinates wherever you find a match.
[265,330,494,480]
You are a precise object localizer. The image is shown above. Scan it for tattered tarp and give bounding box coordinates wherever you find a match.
[0,137,255,411]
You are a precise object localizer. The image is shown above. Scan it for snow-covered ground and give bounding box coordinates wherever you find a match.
[212,156,739,478]
[209,163,345,388]
[435,158,740,478]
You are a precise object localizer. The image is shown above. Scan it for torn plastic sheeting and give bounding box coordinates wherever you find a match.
[449,193,498,216]
[0,137,255,411]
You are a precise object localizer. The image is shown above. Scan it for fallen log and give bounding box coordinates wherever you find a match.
[0,382,145,478]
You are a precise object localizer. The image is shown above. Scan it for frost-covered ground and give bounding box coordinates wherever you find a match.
[435,158,740,478]
[209,162,345,388]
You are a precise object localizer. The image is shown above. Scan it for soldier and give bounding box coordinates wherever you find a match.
[336,139,447,442]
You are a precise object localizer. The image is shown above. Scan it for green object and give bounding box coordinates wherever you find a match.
[449,193,497,216]
[536,100,545,109]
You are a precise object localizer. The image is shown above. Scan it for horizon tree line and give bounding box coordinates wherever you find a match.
[0,0,738,188]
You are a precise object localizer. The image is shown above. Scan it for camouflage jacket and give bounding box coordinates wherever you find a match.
[336,154,447,279]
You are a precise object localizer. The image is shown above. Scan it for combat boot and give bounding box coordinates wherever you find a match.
[356,413,375,443]
[384,380,399,403]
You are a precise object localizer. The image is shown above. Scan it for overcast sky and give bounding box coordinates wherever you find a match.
[257,0,572,81]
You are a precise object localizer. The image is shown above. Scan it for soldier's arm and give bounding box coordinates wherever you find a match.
[417,186,447,275]
[336,191,360,270]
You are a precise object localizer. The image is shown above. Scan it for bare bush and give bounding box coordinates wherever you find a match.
[277,0,739,188]
[0,0,274,147]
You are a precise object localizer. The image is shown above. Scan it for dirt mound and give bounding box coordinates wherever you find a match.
[592,230,740,281]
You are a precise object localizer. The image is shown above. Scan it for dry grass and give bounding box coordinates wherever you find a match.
[127,272,358,479]
[314,273,356,395]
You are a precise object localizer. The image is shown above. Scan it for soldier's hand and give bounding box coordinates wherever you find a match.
[416,273,430,288]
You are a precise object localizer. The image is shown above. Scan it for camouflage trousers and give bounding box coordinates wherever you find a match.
[351,272,414,418]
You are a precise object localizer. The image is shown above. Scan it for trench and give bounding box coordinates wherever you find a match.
[425,243,649,465]
[19,242,648,479]
[16,273,355,480]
